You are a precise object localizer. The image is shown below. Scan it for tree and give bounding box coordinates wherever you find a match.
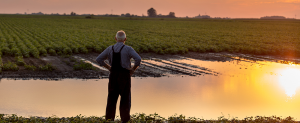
[147,8,157,17]
[71,12,76,16]
[169,12,175,17]
[125,13,131,17]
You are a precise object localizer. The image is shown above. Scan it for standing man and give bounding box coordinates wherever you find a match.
[96,30,141,123]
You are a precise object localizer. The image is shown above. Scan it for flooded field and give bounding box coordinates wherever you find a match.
[1,53,300,120]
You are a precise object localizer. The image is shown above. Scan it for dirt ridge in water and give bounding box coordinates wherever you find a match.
[1,52,299,79]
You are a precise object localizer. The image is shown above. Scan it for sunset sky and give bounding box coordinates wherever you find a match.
[0,0,299,18]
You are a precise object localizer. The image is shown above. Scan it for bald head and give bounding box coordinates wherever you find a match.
[115,30,126,42]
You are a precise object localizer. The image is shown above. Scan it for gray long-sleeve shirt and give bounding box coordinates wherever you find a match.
[95,42,141,69]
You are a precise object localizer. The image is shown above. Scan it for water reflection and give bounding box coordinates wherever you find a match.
[278,68,300,97]
[172,57,300,98]
[0,57,300,119]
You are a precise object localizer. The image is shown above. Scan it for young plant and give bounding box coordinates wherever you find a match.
[73,60,94,70]
[39,63,56,71]
[2,61,19,71]
[38,47,47,56]
[24,64,37,71]
[48,49,57,56]
[15,56,25,66]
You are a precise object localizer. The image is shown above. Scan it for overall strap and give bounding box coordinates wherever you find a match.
[119,45,125,53]
[112,45,125,53]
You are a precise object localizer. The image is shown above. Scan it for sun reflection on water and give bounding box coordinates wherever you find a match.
[278,68,300,97]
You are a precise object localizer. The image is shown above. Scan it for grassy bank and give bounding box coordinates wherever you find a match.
[0,113,298,123]
[0,15,299,60]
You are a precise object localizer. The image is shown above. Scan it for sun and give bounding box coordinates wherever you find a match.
[278,68,300,97]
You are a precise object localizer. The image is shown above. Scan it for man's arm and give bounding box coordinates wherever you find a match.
[95,46,111,71]
[128,47,141,76]
[129,65,139,76]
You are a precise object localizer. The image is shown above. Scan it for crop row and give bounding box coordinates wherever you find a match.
[0,55,55,71]
[0,55,95,72]
[0,15,300,60]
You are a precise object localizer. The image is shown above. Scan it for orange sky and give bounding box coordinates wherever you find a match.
[0,0,299,18]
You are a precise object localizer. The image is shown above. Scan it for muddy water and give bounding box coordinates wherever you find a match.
[1,56,300,120]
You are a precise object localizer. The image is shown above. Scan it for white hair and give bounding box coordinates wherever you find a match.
[116,30,126,41]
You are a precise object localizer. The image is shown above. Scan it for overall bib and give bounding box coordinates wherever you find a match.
[105,45,131,122]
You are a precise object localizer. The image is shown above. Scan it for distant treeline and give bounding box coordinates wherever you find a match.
[260,16,295,20]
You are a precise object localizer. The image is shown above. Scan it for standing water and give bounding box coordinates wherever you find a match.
[0,56,300,120]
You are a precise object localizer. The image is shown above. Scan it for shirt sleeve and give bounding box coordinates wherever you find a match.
[128,47,141,66]
[95,46,111,66]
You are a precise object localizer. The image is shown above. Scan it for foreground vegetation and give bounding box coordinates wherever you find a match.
[0,15,299,72]
[0,113,298,123]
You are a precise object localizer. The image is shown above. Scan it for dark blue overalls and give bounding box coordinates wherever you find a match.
[105,45,131,122]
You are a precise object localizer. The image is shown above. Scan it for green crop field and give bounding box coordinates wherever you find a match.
[0,15,300,70]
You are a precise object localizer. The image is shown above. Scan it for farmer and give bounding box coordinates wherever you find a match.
[96,30,141,122]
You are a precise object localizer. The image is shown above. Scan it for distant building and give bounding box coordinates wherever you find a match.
[260,16,286,19]
[32,12,44,15]
[194,14,210,19]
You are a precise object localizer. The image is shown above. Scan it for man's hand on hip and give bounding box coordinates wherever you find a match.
[129,68,135,76]
[103,64,111,72]
[128,65,139,76]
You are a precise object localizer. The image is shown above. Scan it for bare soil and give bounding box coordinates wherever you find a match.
[1,52,299,79]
